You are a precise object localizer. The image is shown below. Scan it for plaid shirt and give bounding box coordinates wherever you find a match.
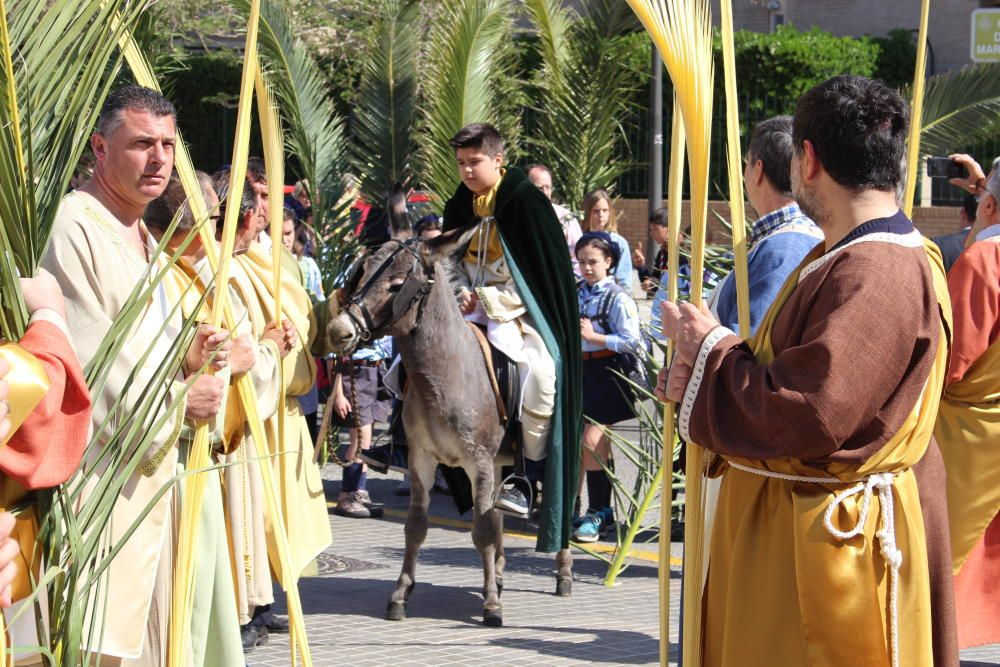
[748,202,816,249]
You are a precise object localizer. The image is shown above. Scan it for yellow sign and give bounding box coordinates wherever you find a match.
[972,9,1000,63]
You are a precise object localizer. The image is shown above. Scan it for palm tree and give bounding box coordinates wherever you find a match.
[351,0,420,205]
[240,0,355,286]
[914,62,1000,155]
[523,0,644,210]
[418,0,521,207]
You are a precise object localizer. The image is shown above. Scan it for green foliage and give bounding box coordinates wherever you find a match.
[245,0,355,287]
[160,52,252,171]
[524,0,647,208]
[418,0,520,207]
[871,28,918,89]
[0,0,144,337]
[717,24,880,113]
[911,63,1000,156]
[351,0,419,203]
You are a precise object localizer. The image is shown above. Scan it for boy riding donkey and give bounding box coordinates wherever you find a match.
[363,123,583,557]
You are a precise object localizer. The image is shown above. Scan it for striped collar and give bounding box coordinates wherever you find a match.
[749,202,817,248]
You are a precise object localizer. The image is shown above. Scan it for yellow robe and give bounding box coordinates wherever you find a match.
[934,338,1000,573]
[235,243,331,579]
[693,239,950,667]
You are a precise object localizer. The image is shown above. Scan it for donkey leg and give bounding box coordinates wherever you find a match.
[494,518,505,597]
[386,451,436,621]
[470,465,502,627]
[555,548,573,597]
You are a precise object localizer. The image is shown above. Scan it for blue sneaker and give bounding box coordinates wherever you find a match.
[573,507,613,543]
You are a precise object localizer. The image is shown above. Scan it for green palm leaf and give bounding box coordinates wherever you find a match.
[418,0,519,206]
[910,63,1000,155]
[234,0,355,285]
[0,0,146,339]
[525,0,643,208]
[352,0,419,204]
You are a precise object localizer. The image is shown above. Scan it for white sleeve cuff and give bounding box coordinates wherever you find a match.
[678,326,734,442]
[29,308,71,341]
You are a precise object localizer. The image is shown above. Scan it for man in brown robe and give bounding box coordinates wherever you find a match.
[658,75,958,667]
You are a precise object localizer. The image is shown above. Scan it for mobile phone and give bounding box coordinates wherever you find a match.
[926,157,964,179]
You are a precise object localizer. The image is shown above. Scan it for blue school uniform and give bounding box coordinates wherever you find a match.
[578,276,641,425]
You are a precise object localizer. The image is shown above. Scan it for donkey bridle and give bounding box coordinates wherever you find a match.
[343,239,433,342]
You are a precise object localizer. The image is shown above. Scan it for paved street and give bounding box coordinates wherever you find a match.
[249,461,1000,666]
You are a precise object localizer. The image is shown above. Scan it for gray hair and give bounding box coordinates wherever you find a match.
[748,115,794,196]
[95,84,176,138]
[985,156,1000,202]
[212,169,258,221]
[145,172,214,235]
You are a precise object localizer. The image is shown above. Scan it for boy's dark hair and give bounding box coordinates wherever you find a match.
[792,75,908,192]
[649,207,668,227]
[414,214,442,236]
[449,123,505,157]
[748,116,794,195]
[96,84,176,138]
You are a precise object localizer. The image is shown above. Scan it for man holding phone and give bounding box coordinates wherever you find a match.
[933,151,1000,650]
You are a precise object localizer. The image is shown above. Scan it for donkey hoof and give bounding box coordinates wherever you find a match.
[483,608,503,627]
[555,578,572,597]
[386,601,407,621]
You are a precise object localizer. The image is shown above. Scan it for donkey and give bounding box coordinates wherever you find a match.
[326,222,573,627]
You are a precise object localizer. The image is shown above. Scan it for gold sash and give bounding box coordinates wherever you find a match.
[934,336,1000,573]
[0,343,50,449]
[0,343,50,603]
[701,239,949,667]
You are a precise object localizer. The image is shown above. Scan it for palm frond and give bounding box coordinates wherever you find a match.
[523,0,573,81]
[0,0,145,338]
[351,0,419,204]
[525,0,644,207]
[912,63,1000,155]
[237,0,354,285]
[418,0,519,206]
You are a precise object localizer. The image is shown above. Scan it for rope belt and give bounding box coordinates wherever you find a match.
[726,461,902,667]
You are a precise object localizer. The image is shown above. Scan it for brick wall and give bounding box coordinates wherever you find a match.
[613,198,965,252]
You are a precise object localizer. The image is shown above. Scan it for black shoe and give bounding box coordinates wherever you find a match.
[359,444,408,474]
[241,624,268,653]
[265,614,289,634]
[494,486,530,518]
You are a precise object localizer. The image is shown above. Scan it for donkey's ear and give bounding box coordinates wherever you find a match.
[387,182,412,240]
[420,221,479,265]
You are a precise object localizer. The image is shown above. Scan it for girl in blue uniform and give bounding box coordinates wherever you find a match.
[574,231,642,542]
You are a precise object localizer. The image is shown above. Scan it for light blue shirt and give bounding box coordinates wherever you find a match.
[351,335,394,362]
[609,231,633,290]
[578,277,641,354]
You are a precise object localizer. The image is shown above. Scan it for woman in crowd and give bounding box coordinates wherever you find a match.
[581,189,632,290]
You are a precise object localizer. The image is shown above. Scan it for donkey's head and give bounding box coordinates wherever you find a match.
[326,221,480,353]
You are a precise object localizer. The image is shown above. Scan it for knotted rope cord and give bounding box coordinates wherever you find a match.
[726,461,902,667]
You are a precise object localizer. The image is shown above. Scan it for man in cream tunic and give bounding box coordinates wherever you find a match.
[206,174,289,644]
[42,85,229,665]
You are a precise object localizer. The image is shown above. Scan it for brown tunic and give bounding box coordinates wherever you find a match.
[687,237,958,666]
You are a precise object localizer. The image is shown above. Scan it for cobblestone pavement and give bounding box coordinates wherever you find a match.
[248,464,999,667]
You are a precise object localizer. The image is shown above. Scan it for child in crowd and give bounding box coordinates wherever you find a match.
[581,190,633,290]
[331,335,393,518]
[574,232,642,542]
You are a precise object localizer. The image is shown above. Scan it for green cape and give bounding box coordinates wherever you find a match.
[443,166,582,552]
